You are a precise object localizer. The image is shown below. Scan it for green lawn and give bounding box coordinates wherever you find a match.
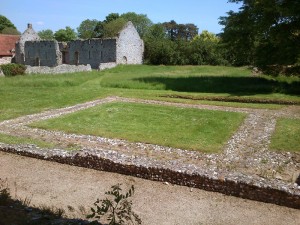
[30,102,246,152]
[270,118,300,152]
[0,65,299,123]
[100,65,300,96]
[0,133,55,148]
[0,65,299,151]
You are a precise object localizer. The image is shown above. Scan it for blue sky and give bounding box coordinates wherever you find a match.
[0,0,242,34]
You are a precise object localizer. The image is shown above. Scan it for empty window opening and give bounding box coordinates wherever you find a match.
[100,51,103,60]
[75,51,79,65]
[35,57,40,66]
[62,52,67,64]
[89,51,91,59]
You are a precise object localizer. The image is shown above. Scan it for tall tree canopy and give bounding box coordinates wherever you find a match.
[162,20,198,41]
[120,12,152,38]
[93,12,152,38]
[38,29,54,40]
[219,0,300,67]
[77,19,98,39]
[0,15,19,34]
[54,26,77,42]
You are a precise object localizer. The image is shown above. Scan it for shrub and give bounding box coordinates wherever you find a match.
[285,65,300,77]
[0,63,26,76]
[87,184,141,225]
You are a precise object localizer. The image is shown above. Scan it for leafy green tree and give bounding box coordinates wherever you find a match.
[54,26,77,42]
[38,29,54,40]
[163,20,198,41]
[93,12,152,38]
[195,30,220,43]
[102,18,127,38]
[145,38,177,65]
[0,15,17,33]
[120,12,152,38]
[219,0,300,67]
[94,13,120,38]
[104,13,120,23]
[77,19,98,39]
[1,27,20,35]
[144,23,166,40]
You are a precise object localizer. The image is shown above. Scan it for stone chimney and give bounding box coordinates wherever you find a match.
[27,23,32,29]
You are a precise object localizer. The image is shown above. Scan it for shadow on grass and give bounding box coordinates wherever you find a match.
[134,76,300,95]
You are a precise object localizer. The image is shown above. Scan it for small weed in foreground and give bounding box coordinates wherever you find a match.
[87,184,141,225]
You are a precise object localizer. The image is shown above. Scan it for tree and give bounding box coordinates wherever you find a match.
[191,31,227,65]
[195,30,220,43]
[120,12,153,38]
[144,23,166,40]
[163,20,198,41]
[219,0,300,67]
[54,26,77,42]
[0,15,17,33]
[77,19,98,39]
[102,18,127,38]
[94,13,120,38]
[38,29,54,40]
[104,13,120,23]
[1,27,20,35]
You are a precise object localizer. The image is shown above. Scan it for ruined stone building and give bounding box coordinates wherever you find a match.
[15,22,144,70]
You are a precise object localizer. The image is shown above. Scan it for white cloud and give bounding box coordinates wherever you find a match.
[36,21,45,26]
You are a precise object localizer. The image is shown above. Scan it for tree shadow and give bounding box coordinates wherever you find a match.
[134,76,300,96]
[0,197,101,225]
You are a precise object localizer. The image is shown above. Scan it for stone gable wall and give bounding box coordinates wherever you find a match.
[116,22,144,65]
[15,24,40,64]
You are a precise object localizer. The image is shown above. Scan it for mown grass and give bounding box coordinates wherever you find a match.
[270,118,300,152]
[1,65,299,151]
[100,65,300,95]
[30,102,246,152]
[0,65,299,123]
[0,133,55,148]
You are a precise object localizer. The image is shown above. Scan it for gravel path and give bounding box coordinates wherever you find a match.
[1,151,299,225]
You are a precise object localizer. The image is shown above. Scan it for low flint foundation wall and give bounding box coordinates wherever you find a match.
[0,146,299,209]
[99,62,117,70]
[25,64,92,74]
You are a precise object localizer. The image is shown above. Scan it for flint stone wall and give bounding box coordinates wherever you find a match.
[99,62,117,70]
[15,24,40,64]
[0,146,299,209]
[25,64,92,74]
[24,41,61,67]
[116,22,144,65]
[68,39,116,69]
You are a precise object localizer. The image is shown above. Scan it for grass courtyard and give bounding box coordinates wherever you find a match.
[0,65,299,152]
[30,102,245,152]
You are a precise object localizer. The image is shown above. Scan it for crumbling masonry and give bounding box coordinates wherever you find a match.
[15,22,144,70]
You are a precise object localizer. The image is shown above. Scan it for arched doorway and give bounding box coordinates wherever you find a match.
[122,56,127,64]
